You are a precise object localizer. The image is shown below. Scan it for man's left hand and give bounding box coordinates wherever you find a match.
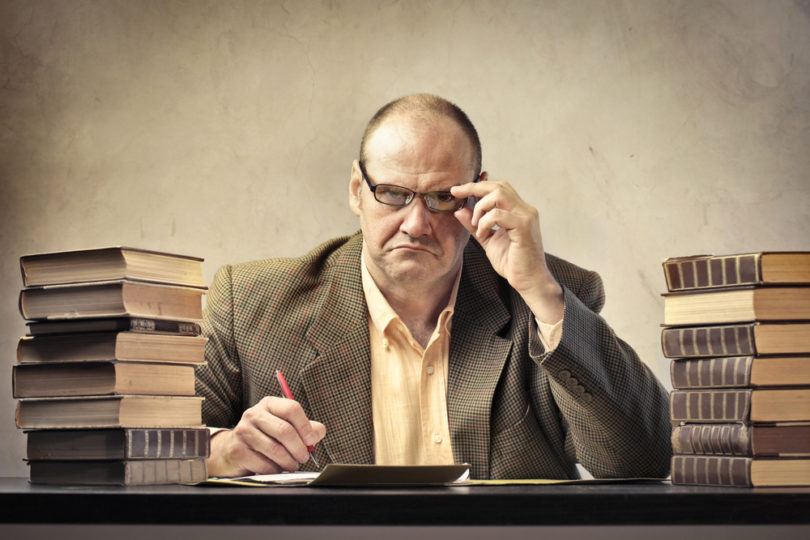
[452,177,564,324]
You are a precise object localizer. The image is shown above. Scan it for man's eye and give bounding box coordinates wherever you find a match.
[431,192,455,203]
[378,186,411,203]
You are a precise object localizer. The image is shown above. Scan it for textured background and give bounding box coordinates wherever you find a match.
[1,0,809,477]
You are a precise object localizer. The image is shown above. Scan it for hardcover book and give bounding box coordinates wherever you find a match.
[671,423,810,457]
[670,355,810,389]
[19,280,204,321]
[12,361,197,398]
[28,458,207,485]
[661,322,810,358]
[15,395,203,429]
[20,247,205,288]
[669,388,810,424]
[17,332,206,365]
[663,252,810,292]
[670,454,810,487]
[26,428,210,460]
[26,317,202,336]
[663,287,810,327]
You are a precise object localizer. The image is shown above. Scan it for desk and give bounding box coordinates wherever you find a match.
[2,477,809,539]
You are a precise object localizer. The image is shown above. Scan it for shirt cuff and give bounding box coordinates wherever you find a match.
[536,316,563,352]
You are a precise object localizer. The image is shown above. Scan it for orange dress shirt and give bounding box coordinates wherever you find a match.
[361,253,562,465]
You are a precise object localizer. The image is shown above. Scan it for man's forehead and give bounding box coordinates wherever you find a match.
[364,114,473,170]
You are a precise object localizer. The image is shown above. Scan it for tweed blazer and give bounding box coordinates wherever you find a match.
[196,232,672,479]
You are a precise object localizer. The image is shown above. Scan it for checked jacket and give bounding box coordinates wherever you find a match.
[195,232,672,479]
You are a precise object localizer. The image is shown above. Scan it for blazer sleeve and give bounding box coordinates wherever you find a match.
[530,270,672,478]
[195,264,244,428]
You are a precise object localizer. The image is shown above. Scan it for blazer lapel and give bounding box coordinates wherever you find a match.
[447,241,513,479]
[300,234,375,465]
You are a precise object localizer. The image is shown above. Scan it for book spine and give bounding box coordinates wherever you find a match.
[670,389,752,423]
[127,429,210,458]
[671,424,752,455]
[670,455,752,486]
[661,324,756,358]
[129,318,201,335]
[664,254,761,292]
[125,459,207,485]
[670,356,753,389]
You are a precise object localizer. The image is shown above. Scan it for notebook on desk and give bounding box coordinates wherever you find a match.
[204,463,471,487]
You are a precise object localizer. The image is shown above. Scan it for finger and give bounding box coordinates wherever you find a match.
[232,420,302,472]
[453,207,476,235]
[264,396,322,447]
[475,208,523,238]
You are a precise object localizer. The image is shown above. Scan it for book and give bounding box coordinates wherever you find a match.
[17,332,206,365]
[12,361,197,398]
[663,252,810,292]
[19,280,204,321]
[669,388,810,423]
[15,395,203,428]
[26,428,210,460]
[20,247,204,288]
[26,317,202,336]
[671,423,810,456]
[670,356,810,389]
[661,322,810,358]
[28,458,207,485]
[663,287,810,327]
[670,454,810,487]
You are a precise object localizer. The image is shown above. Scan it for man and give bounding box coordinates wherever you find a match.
[196,94,671,480]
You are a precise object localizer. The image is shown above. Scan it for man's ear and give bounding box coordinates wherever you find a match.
[478,171,488,183]
[349,160,362,217]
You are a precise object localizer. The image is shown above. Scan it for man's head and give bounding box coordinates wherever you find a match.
[349,94,483,295]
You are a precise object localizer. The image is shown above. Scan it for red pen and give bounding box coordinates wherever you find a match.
[275,370,319,466]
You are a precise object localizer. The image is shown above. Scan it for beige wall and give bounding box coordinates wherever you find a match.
[1,0,809,477]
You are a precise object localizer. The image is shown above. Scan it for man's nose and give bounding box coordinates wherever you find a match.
[399,196,433,237]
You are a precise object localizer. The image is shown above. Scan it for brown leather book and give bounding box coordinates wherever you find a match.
[28,458,207,485]
[669,388,810,424]
[670,454,810,487]
[661,322,810,358]
[671,423,810,456]
[663,252,810,293]
[670,355,810,389]
[26,428,210,461]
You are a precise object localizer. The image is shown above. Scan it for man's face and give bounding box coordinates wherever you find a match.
[349,114,476,292]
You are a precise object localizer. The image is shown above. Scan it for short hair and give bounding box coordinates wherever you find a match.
[359,94,482,177]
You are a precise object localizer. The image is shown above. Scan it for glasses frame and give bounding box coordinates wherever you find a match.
[358,160,478,213]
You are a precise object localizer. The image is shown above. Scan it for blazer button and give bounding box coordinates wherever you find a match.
[559,370,571,379]
[582,392,594,403]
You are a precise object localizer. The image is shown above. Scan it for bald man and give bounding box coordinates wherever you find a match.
[196,94,671,480]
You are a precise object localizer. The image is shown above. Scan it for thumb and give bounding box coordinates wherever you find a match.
[454,207,476,235]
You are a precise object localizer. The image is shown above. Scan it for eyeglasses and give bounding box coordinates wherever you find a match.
[358,161,476,213]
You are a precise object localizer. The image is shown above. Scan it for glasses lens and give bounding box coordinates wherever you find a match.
[426,192,464,212]
[375,185,413,206]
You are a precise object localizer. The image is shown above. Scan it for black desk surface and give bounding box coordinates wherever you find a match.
[2,477,810,526]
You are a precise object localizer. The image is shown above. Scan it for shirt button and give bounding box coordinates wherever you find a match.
[382,338,390,351]
[426,365,435,375]
[433,433,442,444]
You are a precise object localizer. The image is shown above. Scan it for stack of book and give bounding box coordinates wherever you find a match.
[661,252,810,487]
[13,247,210,485]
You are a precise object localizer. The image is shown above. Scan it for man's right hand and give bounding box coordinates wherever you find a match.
[206,396,326,477]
